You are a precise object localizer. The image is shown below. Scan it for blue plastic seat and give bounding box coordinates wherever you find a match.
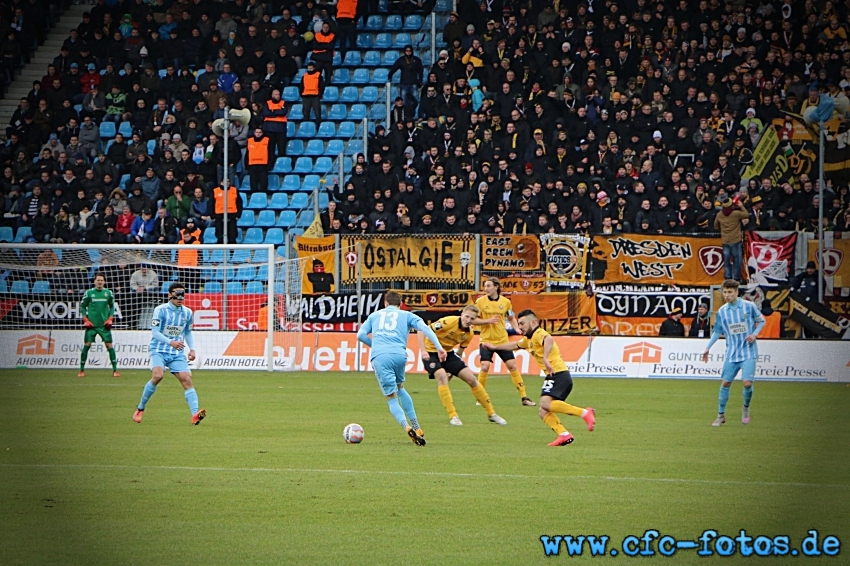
[117,121,132,137]
[13,227,31,243]
[362,51,381,67]
[226,282,244,295]
[32,280,50,293]
[319,193,330,209]
[245,281,264,294]
[301,175,321,192]
[360,86,379,103]
[288,228,305,238]
[342,51,361,67]
[255,210,276,227]
[313,156,333,173]
[293,69,306,84]
[240,193,248,209]
[332,69,350,84]
[147,140,156,154]
[0,226,12,242]
[348,104,367,120]
[351,68,370,83]
[346,139,365,156]
[203,227,217,243]
[294,156,313,173]
[369,103,387,119]
[242,227,264,245]
[264,228,284,245]
[286,140,304,156]
[268,175,281,191]
[404,15,422,30]
[365,15,383,30]
[337,121,356,138]
[247,193,268,209]
[296,211,315,228]
[340,86,359,103]
[0,280,8,293]
[276,210,297,227]
[271,157,292,174]
[374,33,392,49]
[321,86,339,103]
[159,281,172,294]
[288,192,310,210]
[393,33,412,49]
[328,105,347,121]
[318,122,337,139]
[326,139,344,156]
[203,281,221,293]
[10,280,29,293]
[282,175,301,191]
[371,68,389,84]
[304,140,324,156]
[287,104,303,120]
[435,0,450,9]
[253,265,268,281]
[383,50,400,66]
[269,193,289,210]
[282,86,300,102]
[237,210,255,227]
[73,104,82,115]
[99,122,116,138]
[231,249,252,264]
[286,122,296,137]
[385,15,402,30]
[234,265,256,281]
[355,34,373,49]
[239,176,252,191]
[296,122,317,138]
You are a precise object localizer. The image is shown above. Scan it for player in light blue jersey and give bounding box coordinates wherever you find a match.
[133,282,206,425]
[702,279,765,427]
[357,290,447,446]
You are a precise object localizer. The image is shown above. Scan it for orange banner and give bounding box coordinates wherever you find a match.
[481,276,546,293]
[509,293,598,335]
[481,235,541,271]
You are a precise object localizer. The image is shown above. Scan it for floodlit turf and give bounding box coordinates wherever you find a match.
[1,370,848,565]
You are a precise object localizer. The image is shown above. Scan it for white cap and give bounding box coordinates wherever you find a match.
[653,130,662,138]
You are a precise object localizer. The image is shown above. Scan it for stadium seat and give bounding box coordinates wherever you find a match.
[204,249,226,264]
[230,249,252,264]
[385,15,402,30]
[245,281,264,294]
[264,228,285,246]
[234,265,256,281]
[287,104,303,120]
[355,34,372,49]
[282,86,300,102]
[313,156,333,173]
[340,86,359,103]
[346,139,364,156]
[255,210,276,227]
[239,176,251,191]
[369,103,387,119]
[120,174,131,188]
[351,68,370,84]
[32,280,50,294]
[282,175,301,192]
[288,228,305,238]
[343,157,353,171]
[325,139,344,156]
[227,282,245,294]
[370,68,389,84]
[10,280,29,293]
[237,210,255,227]
[203,227,217,243]
[286,122,296,137]
[304,140,324,156]
[393,33,412,48]
[294,156,313,173]
[341,51,361,67]
[374,33,392,49]
[286,140,304,156]
[204,281,222,293]
[99,122,116,138]
[327,104,347,121]
[302,175,321,192]
[276,210,297,227]
[404,15,422,30]
[13,227,31,243]
[318,192,329,209]
[287,192,309,210]
[365,15,383,30]
[147,140,156,154]
[317,122,337,138]
[271,157,292,174]
[0,280,7,293]
[332,69,350,84]
[268,175,281,191]
[360,86,379,103]
[0,226,12,242]
[296,212,315,227]
[321,86,339,103]
[337,121,356,138]
[269,193,288,210]
[435,0,450,9]
[118,121,132,138]
[242,227,264,245]
[383,50,400,66]
[348,104,367,121]
[362,51,381,68]
[160,281,172,294]
[296,122,317,138]
[247,193,268,209]
[240,193,248,209]
[73,103,82,115]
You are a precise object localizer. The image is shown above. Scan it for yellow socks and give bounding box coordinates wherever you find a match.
[437,385,457,419]
[477,368,489,388]
[542,412,566,435]
[470,384,495,416]
[549,400,585,417]
[509,369,527,398]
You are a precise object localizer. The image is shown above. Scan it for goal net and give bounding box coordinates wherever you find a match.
[0,244,306,372]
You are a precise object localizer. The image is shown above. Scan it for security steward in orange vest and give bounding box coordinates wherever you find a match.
[335,0,358,60]
[247,127,273,194]
[311,22,335,84]
[300,61,325,128]
[177,219,202,291]
[261,87,288,159]
[213,181,243,245]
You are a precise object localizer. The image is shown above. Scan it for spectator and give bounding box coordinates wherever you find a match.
[791,261,823,303]
[658,307,686,337]
[714,197,749,282]
[688,303,712,338]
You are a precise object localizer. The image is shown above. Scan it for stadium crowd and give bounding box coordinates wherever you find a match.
[0,0,849,251]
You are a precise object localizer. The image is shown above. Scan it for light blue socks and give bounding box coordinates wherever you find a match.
[396,388,420,430]
[138,380,157,411]
[184,387,199,415]
[386,397,408,427]
[743,385,753,408]
[718,384,730,414]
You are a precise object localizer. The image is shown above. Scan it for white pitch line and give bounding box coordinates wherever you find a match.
[0,463,847,490]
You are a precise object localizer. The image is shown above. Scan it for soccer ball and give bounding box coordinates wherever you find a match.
[343,423,364,444]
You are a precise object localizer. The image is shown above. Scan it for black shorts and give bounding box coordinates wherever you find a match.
[541,370,573,401]
[425,351,467,379]
[479,345,516,363]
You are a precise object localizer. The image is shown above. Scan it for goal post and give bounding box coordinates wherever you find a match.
[0,243,306,372]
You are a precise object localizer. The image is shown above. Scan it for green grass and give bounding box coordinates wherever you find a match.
[0,370,848,565]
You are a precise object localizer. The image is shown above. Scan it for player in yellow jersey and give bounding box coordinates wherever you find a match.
[418,305,508,426]
[483,309,596,447]
[474,277,536,406]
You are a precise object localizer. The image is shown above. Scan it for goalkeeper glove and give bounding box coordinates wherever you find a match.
[104,317,113,329]
[83,317,93,328]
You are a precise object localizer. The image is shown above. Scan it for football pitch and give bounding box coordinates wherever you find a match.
[1,370,848,565]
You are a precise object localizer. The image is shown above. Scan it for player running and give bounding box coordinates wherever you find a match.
[474,277,535,406]
[483,310,595,447]
[79,273,119,377]
[418,305,507,426]
[702,279,765,427]
[357,290,447,446]
[133,282,206,425]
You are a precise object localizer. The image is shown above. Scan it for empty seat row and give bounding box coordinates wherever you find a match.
[0,280,50,293]
[359,14,424,31]
[243,192,310,212]
[270,156,352,175]
[285,139,345,157]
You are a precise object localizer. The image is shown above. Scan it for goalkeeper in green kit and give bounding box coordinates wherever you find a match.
[79,273,120,377]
